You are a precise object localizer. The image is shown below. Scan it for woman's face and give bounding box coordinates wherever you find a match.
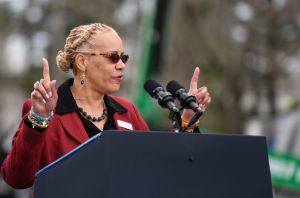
[81,31,127,94]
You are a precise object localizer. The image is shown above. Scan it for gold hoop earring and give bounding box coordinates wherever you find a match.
[80,73,86,85]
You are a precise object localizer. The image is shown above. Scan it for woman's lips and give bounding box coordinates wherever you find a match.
[112,75,123,83]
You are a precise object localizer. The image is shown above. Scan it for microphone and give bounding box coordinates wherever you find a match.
[166,80,203,130]
[144,80,180,113]
[166,80,202,113]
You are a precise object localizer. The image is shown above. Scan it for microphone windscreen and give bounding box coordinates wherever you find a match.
[166,80,184,96]
[144,80,162,97]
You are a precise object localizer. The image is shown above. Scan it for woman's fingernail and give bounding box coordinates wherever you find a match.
[48,92,52,98]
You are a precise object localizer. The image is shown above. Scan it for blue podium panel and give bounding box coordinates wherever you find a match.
[34,131,273,198]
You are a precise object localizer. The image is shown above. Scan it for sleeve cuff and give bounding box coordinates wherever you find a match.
[24,117,47,133]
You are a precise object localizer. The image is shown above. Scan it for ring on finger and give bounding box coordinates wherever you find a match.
[33,81,40,90]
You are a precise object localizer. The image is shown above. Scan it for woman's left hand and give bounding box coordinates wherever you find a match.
[181,67,211,122]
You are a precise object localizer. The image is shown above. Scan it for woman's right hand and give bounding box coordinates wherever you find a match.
[31,58,58,117]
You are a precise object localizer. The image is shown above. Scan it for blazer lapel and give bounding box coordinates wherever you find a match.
[58,112,89,144]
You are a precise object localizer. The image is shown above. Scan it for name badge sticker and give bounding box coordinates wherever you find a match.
[117,120,133,130]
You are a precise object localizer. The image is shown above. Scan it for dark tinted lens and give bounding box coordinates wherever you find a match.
[121,55,129,63]
[109,53,120,63]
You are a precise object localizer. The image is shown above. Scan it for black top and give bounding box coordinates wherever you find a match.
[26,78,127,138]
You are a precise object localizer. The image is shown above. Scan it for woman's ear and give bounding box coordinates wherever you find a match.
[75,54,87,72]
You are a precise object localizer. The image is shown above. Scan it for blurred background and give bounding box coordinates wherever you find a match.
[1,0,300,197]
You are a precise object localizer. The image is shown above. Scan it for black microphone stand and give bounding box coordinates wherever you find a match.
[184,110,203,130]
[168,108,182,133]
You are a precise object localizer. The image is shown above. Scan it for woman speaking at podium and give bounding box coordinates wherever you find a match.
[1,23,211,189]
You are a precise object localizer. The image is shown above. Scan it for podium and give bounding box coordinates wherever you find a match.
[34,131,273,198]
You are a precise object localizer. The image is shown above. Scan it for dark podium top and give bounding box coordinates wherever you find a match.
[34,131,273,198]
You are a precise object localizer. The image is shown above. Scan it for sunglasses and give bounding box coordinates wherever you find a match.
[78,51,129,64]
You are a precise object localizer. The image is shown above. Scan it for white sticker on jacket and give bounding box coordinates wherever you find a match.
[117,120,133,130]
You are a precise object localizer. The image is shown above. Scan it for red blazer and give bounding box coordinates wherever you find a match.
[1,96,149,189]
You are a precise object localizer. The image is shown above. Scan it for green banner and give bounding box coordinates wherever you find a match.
[268,150,300,191]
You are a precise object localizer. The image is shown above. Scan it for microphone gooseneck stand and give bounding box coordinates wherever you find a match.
[168,108,182,133]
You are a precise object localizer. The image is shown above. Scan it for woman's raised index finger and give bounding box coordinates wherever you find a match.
[189,67,200,92]
[42,58,51,81]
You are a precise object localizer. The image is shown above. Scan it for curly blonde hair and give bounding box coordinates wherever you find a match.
[56,23,114,74]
